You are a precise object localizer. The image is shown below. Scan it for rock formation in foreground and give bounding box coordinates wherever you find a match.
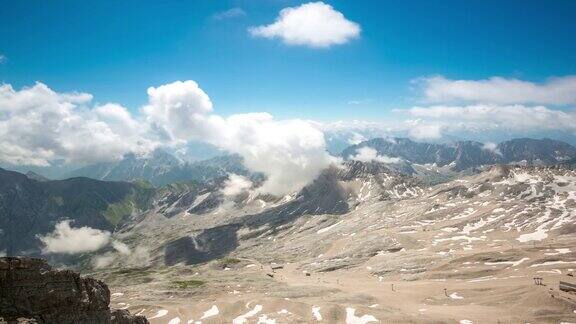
[0,257,148,324]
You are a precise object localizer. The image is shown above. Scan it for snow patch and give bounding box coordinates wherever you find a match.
[149,309,168,319]
[317,220,344,234]
[200,305,219,319]
[234,305,263,324]
[345,308,378,324]
[449,292,464,299]
[312,306,323,321]
[517,228,548,242]
[168,318,181,324]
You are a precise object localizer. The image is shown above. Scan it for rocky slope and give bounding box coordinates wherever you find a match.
[3,139,576,322]
[84,161,421,270]
[0,257,148,323]
[92,162,576,323]
[0,168,154,256]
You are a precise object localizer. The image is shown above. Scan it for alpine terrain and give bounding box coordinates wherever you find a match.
[2,3,576,322]
[2,138,576,323]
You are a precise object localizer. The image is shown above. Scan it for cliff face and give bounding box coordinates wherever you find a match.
[0,257,148,324]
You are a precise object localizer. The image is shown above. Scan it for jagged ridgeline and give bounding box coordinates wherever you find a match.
[64,150,249,186]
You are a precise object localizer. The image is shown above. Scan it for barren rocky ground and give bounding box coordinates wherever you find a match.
[89,164,576,323]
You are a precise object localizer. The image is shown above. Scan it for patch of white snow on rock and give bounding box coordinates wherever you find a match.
[312,306,323,321]
[200,305,219,319]
[345,307,378,324]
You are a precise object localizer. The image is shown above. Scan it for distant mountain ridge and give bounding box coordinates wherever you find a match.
[65,149,249,186]
[342,137,576,171]
[11,138,576,188]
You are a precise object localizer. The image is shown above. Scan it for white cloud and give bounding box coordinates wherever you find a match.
[210,114,337,195]
[419,75,576,105]
[221,173,252,196]
[2,80,336,195]
[405,120,443,140]
[347,98,372,105]
[319,120,398,144]
[482,142,502,156]
[213,7,246,20]
[350,147,402,164]
[0,83,156,166]
[405,104,576,132]
[347,132,366,145]
[142,81,337,196]
[0,54,6,64]
[248,2,360,48]
[92,241,150,269]
[92,253,115,269]
[143,80,213,144]
[126,246,151,267]
[111,240,131,255]
[38,220,111,254]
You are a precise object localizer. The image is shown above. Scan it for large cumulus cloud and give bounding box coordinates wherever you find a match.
[0,83,156,166]
[142,82,336,195]
[1,80,336,196]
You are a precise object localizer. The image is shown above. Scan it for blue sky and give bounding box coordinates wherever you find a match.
[2,0,576,120]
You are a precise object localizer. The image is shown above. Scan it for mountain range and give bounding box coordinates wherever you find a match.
[2,137,576,258]
[94,159,576,323]
[342,137,576,171]
[2,137,576,322]
[15,137,575,188]
[64,150,249,186]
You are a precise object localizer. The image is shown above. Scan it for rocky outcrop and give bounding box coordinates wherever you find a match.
[0,257,148,324]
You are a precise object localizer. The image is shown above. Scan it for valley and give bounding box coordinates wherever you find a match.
[96,163,576,323]
[3,138,576,323]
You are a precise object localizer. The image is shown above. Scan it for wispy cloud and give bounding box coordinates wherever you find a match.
[482,142,502,156]
[349,146,402,164]
[0,54,6,64]
[404,104,576,132]
[221,173,252,196]
[213,7,246,20]
[416,75,576,105]
[347,98,372,105]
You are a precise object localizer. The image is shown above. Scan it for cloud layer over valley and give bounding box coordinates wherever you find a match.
[1,80,335,195]
[38,220,111,254]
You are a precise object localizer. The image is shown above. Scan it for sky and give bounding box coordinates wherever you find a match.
[1,1,576,193]
[2,0,576,120]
